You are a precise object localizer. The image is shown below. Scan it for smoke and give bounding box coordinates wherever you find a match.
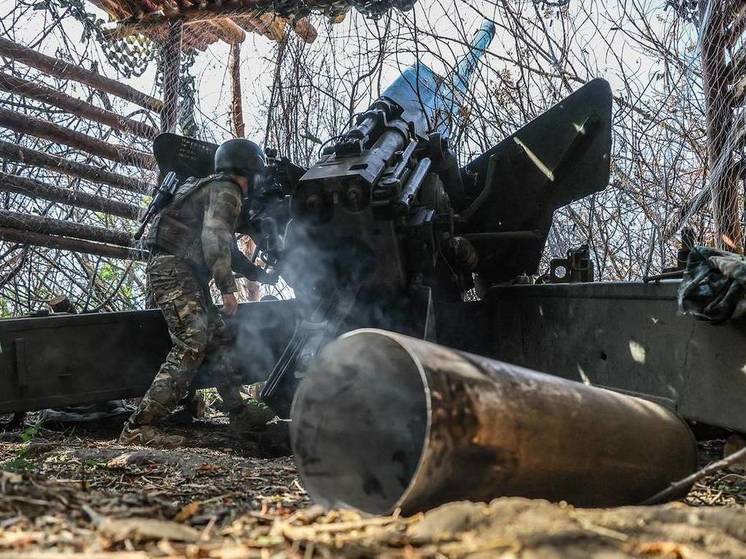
[201,197,433,411]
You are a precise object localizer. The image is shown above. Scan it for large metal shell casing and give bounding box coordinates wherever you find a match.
[290,329,697,515]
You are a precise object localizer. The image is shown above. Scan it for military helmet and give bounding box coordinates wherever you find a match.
[214,139,265,177]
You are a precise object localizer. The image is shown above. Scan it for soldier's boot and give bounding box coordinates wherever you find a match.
[170,390,206,424]
[228,400,276,435]
[118,423,186,448]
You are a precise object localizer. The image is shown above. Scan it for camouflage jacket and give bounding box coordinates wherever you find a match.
[146,174,243,294]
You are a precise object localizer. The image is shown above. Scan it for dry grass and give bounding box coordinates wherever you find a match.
[2,416,746,558]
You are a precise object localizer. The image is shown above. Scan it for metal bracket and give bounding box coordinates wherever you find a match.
[550,244,594,283]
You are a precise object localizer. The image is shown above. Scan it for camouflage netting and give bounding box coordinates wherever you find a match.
[679,246,746,323]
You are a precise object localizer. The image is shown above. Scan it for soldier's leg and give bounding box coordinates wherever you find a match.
[204,309,243,412]
[121,257,209,443]
[204,310,274,432]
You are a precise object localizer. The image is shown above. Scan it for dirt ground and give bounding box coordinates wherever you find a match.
[2,412,746,559]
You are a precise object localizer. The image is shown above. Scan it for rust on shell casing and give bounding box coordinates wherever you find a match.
[290,329,698,515]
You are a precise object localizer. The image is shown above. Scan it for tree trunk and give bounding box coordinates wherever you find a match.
[230,42,245,138]
[0,209,133,246]
[160,20,183,134]
[237,235,261,302]
[701,0,743,251]
[0,227,145,260]
[0,107,156,169]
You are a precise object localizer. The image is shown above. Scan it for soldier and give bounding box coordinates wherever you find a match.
[119,139,276,447]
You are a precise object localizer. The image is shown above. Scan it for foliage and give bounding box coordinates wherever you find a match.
[1,424,40,473]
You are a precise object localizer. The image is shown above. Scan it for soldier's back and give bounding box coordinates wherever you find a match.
[146,175,242,279]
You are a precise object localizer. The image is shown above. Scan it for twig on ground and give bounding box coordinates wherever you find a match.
[643,447,746,505]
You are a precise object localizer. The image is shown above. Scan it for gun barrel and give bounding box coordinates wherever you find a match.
[452,20,496,96]
[399,157,431,208]
[133,216,149,240]
[378,20,496,138]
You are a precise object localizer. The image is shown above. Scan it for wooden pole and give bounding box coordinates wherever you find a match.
[229,45,261,302]
[0,140,151,194]
[0,72,159,139]
[292,17,319,43]
[230,42,245,137]
[727,43,746,86]
[733,75,746,107]
[0,227,145,261]
[0,210,133,246]
[0,37,162,113]
[237,235,261,301]
[203,19,246,44]
[160,20,183,133]
[667,4,746,239]
[701,0,743,251]
[0,107,156,169]
[674,160,746,232]
[112,0,311,44]
[725,2,746,47]
[0,171,142,220]
[218,19,248,43]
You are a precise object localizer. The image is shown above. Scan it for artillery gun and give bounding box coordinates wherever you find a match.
[251,20,614,416]
[1,20,745,454]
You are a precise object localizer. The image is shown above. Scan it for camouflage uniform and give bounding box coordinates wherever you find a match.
[124,174,269,435]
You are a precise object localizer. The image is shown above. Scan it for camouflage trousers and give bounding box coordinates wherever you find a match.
[128,254,244,426]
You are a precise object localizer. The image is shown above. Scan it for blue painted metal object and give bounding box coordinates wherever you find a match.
[380,20,496,137]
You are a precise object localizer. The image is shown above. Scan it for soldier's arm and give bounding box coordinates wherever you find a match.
[202,182,242,294]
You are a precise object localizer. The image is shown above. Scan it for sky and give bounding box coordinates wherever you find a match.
[0,0,698,145]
